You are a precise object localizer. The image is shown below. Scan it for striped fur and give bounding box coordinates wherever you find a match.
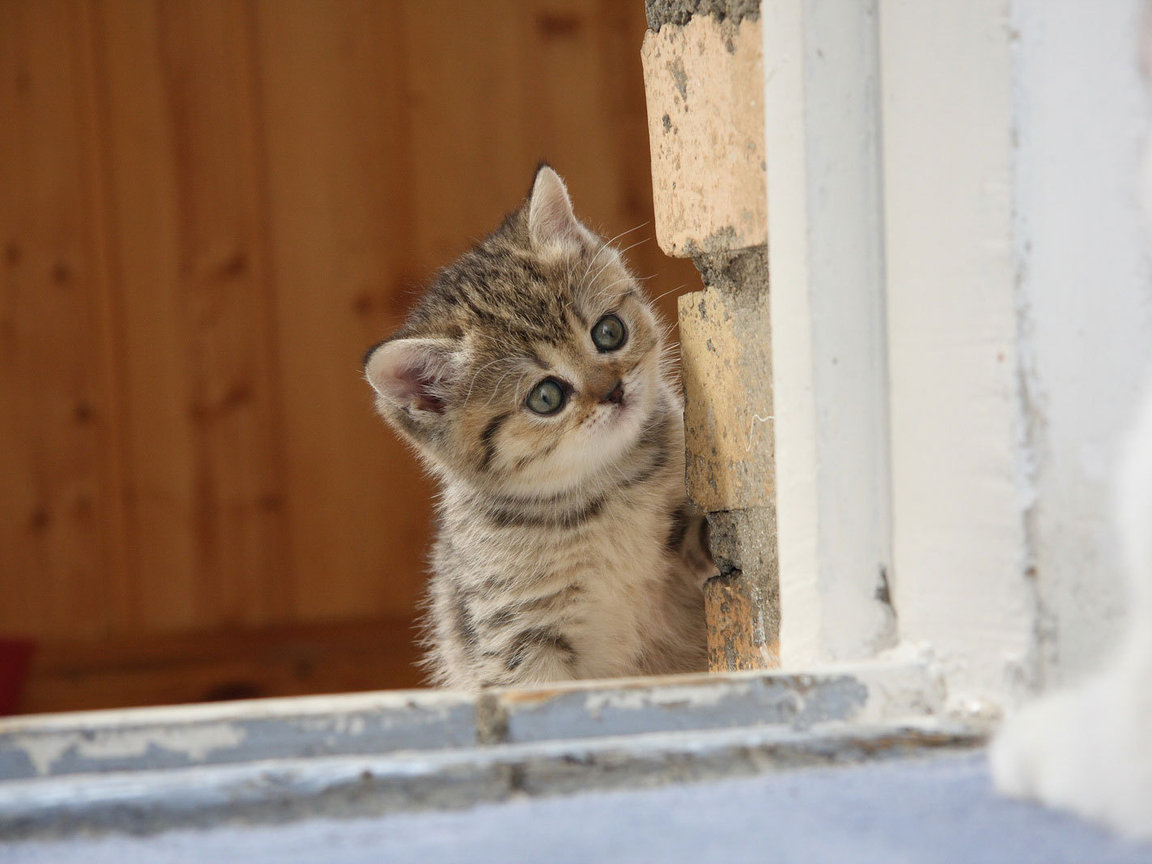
[365,166,712,689]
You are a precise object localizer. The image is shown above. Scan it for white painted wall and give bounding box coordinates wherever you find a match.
[764,0,1152,707]
[1013,0,1152,686]
[878,0,1038,708]
[762,0,896,667]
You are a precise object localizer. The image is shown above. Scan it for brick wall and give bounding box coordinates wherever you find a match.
[641,3,777,670]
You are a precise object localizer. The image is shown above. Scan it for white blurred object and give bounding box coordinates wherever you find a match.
[991,382,1152,840]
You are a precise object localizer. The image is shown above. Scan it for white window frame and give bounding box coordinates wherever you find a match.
[765,0,1037,710]
[765,0,1152,711]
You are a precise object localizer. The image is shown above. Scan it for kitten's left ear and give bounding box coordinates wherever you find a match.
[527,165,590,253]
[364,337,460,416]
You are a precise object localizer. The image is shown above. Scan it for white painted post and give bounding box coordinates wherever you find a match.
[762,0,896,665]
[878,0,1036,706]
[1011,0,1152,687]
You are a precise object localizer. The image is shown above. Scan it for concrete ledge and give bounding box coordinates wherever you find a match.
[0,690,477,781]
[0,665,942,780]
[0,723,981,841]
[0,664,954,839]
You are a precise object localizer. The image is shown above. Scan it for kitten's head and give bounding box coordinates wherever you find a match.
[364,165,670,497]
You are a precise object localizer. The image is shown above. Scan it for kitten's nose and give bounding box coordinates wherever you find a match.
[601,380,625,405]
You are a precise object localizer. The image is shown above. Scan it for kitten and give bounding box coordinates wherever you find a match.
[990,382,1152,840]
[364,166,713,690]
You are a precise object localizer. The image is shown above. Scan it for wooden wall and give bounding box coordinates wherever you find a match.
[0,0,700,712]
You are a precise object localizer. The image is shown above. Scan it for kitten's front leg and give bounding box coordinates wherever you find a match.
[667,503,717,588]
[477,626,580,689]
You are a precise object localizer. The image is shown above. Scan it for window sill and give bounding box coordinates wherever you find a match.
[0,661,978,840]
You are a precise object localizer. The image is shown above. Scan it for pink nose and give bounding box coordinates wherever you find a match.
[601,380,625,405]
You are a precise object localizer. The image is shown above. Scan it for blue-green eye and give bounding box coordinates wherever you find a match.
[526,377,568,415]
[591,314,627,352]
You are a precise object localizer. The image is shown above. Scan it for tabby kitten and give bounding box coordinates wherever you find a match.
[364,166,712,690]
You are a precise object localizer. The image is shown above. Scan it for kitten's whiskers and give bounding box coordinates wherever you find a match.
[648,283,690,306]
[586,236,650,291]
[581,222,648,285]
[485,363,528,406]
[464,356,518,405]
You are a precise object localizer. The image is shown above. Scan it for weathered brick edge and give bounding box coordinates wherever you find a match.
[641,12,766,256]
[645,0,761,33]
[642,1,776,673]
[680,249,778,672]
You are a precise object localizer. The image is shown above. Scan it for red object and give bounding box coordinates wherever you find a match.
[0,638,35,715]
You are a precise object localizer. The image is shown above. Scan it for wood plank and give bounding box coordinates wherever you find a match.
[16,616,423,714]
[401,0,699,322]
[93,0,289,631]
[251,0,433,620]
[1,0,699,676]
[0,0,129,641]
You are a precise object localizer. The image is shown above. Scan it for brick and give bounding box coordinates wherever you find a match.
[704,506,779,672]
[645,0,761,33]
[705,570,778,672]
[642,15,766,257]
[677,250,773,512]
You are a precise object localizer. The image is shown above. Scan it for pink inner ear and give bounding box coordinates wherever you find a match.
[367,339,454,415]
[529,168,582,250]
[396,363,446,414]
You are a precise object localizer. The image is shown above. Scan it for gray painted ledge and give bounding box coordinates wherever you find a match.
[1,664,1147,861]
[0,663,943,782]
[0,663,959,842]
[0,723,977,839]
[6,752,1152,864]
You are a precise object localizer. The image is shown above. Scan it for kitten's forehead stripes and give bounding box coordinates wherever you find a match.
[401,210,640,352]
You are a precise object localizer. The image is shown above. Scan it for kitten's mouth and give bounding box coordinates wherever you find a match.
[599,379,626,408]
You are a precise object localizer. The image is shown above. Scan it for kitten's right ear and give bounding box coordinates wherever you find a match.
[527,165,590,253]
[365,338,459,415]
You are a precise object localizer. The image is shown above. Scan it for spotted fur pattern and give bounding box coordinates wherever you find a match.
[364,166,712,689]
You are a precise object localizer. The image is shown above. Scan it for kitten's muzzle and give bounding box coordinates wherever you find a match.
[600,379,625,405]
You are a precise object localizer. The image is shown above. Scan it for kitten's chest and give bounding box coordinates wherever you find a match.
[468,491,672,582]
[440,484,679,674]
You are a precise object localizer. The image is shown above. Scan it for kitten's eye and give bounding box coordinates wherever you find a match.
[591,314,627,352]
[526,377,568,416]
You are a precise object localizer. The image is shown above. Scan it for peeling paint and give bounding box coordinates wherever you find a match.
[0,690,479,781]
[14,723,246,777]
[0,664,957,841]
[582,679,755,715]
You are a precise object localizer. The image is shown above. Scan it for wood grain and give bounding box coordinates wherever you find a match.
[0,0,701,711]
[0,0,129,641]
[16,616,423,714]
[252,0,431,620]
